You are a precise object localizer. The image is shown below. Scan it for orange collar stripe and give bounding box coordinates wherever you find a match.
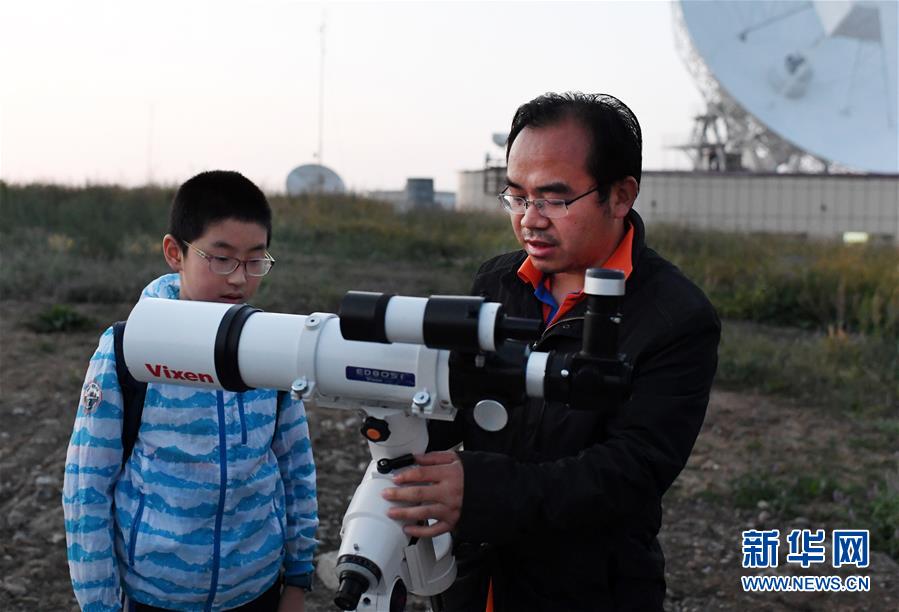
[516,224,634,325]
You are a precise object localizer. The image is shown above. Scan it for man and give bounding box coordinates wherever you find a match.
[384,92,720,611]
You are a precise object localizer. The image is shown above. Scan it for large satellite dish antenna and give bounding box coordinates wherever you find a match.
[674,0,898,173]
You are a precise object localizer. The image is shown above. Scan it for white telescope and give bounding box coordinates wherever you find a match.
[124,300,457,421]
[122,270,630,611]
[123,293,545,611]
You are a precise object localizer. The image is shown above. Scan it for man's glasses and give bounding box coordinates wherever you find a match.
[183,241,275,277]
[497,186,599,219]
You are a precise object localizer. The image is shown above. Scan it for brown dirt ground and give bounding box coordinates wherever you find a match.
[0,300,895,611]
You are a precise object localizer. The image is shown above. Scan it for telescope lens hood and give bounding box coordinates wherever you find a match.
[334,569,369,610]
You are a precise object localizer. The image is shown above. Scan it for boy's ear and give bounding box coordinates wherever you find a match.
[162,234,184,272]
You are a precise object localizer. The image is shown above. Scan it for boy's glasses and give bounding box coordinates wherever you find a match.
[497,186,599,219]
[183,241,275,277]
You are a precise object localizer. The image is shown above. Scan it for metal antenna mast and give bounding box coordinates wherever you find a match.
[146,102,155,185]
[316,13,325,165]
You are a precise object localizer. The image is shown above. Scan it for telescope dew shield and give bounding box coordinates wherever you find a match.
[124,298,307,392]
[124,299,233,389]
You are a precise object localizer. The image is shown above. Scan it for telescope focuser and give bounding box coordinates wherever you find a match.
[545,269,633,408]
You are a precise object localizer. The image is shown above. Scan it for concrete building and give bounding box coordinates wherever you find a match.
[366,177,455,212]
[457,169,899,244]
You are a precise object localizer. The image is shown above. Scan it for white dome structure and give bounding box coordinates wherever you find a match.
[286,164,346,195]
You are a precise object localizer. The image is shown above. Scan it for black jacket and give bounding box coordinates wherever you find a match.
[429,210,720,611]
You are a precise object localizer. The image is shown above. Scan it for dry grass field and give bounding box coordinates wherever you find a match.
[1,184,896,610]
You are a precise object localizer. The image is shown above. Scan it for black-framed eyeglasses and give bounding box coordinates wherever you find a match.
[497,186,599,219]
[183,241,275,277]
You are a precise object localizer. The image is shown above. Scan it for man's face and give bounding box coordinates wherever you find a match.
[506,118,630,277]
[163,218,269,303]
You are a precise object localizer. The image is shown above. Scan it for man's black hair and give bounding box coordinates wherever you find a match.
[506,92,642,203]
[169,170,272,250]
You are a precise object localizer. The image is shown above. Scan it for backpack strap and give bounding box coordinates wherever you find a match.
[273,390,288,445]
[113,321,147,468]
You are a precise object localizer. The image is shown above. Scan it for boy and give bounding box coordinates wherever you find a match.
[63,171,318,611]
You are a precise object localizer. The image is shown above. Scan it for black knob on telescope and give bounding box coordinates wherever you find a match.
[581,268,625,360]
[361,416,391,443]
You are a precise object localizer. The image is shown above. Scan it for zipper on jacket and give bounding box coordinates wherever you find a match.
[205,391,228,612]
[128,493,146,567]
[274,497,286,543]
[528,315,585,453]
[237,393,247,444]
[534,315,585,350]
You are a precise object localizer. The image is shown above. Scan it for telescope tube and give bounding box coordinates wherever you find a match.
[123,298,456,416]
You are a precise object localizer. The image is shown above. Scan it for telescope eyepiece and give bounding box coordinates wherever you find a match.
[334,553,382,610]
[584,268,625,297]
[581,268,625,359]
[334,570,369,610]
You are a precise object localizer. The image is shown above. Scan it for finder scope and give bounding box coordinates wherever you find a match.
[339,292,540,352]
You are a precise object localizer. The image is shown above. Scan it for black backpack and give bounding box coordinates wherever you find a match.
[112,321,285,467]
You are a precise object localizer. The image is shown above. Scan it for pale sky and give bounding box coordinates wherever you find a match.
[0,0,705,193]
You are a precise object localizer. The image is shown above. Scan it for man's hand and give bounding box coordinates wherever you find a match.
[277,584,305,612]
[382,451,464,538]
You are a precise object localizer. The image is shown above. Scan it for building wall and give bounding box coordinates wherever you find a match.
[457,169,504,214]
[365,189,455,212]
[457,169,899,243]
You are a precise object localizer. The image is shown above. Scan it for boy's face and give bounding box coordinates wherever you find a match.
[162,219,269,303]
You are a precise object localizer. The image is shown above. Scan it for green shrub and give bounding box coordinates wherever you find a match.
[0,182,171,257]
[869,488,899,559]
[718,321,897,415]
[729,469,899,561]
[731,472,839,515]
[651,224,899,338]
[27,304,94,333]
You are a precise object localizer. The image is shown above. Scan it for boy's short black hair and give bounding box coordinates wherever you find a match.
[506,92,642,203]
[169,170,272,250]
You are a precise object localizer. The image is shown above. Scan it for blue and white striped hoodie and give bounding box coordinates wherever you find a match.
[63,274,318,611]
